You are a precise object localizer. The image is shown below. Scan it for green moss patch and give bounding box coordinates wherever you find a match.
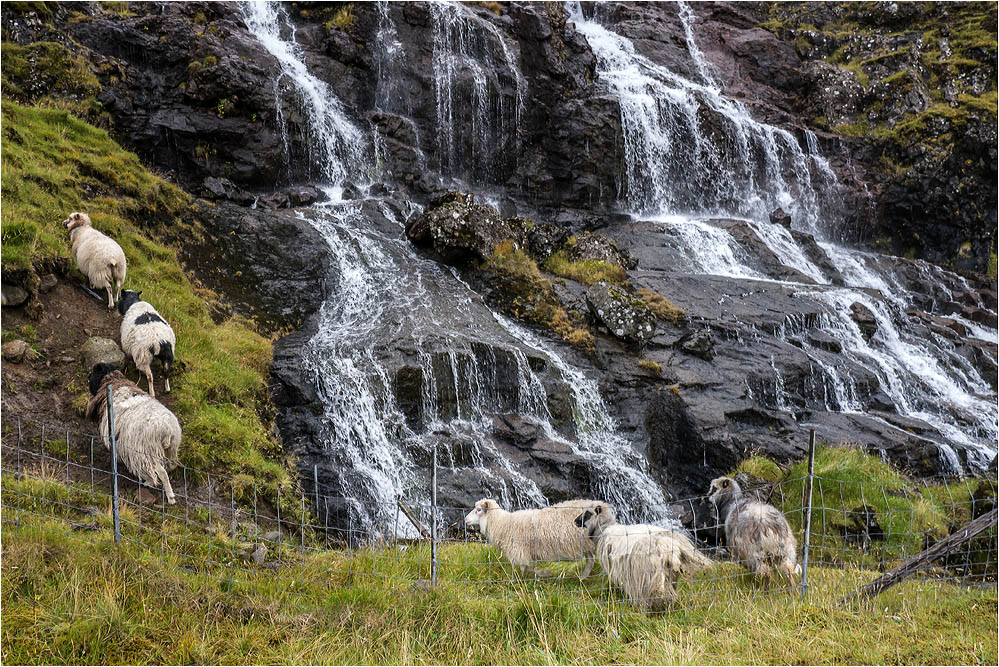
[542,251,627,285]
[484,241,594,350]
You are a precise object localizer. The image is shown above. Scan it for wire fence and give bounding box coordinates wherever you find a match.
[2,410,996,615]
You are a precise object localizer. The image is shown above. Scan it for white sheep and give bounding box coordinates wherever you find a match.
[708,476,800,583]
[576,509,712,611]
[464,498,616,578]
[86,363,181,504]
[117,290,176,398]
[64,212,127,310]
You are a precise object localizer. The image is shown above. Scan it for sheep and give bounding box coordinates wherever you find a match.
[464,498,616,579]
[575,508,712,611]
[64,212,127,310]
[86,363,181,504]
[708,476,800,583]
[117,290,176,398]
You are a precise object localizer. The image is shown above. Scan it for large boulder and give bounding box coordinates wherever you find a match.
[80,337,124,370]
[406,194,520,266]
[585,281,656,345]
[561,231,636,270]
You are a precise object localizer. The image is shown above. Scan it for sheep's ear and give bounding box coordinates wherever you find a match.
[574,510,593,527]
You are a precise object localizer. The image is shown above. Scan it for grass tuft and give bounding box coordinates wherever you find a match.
[542,251,627,285]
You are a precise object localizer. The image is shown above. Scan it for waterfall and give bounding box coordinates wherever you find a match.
[571,4,832,229]
[429,1,523,180]
[571,2,997,469]
[245,1,668,531]
[242,1,366,188]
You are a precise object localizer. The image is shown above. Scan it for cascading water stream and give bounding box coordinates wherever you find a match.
[244,1,668,531]
[570,1,997,468]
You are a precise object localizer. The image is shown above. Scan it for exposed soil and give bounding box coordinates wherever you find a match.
[1,276,184,484]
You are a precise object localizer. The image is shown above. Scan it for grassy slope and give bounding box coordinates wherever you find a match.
[2,507,995,665]
[0,101,289,489]
[735,445,995,568]
[2,450,996,665]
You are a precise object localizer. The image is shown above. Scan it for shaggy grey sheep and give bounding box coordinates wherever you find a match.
[64,212,126,310]
[117,290,176,398]
[464,498,616,578]
[87,363,181,503]
[709,476,800,582]
[576,508,712,611]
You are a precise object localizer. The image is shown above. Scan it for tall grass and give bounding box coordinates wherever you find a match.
[2,505,995,665]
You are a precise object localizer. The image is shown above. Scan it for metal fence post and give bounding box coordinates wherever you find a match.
[108,385,121,547]
[16,416,23,479]
[313,464,320,521]
[431,443,438,588]
[801,428,816,598]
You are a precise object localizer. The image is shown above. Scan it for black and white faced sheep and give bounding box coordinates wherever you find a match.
[708,476,800,583]
[464,498,616,579]
[576,509,712,611]
[64,212,127,310]
[86,363,181,504]
[117,290,176,398]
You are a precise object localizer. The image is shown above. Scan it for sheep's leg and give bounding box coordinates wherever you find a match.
[516,564,554,580]
[159,466,176,504]
[164,374,171,393]
[580,555,594,579]
[105,284,115,310]
[142,365,156,398]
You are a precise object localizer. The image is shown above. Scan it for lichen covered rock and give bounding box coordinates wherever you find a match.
[585,280,656,345]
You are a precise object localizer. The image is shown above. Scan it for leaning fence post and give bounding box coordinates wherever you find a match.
[108,384,121,547]
[801,428,816,598]
[431,443,438,588]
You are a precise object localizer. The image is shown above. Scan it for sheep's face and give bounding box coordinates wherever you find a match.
[464,499,498,532]
[708,476,742,508]
[63,212,91,231]
[573,504,611,542]
[117,290,143,317]
[88,362,120,395]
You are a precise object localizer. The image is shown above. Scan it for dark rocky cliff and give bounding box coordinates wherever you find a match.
[3,1,995,517]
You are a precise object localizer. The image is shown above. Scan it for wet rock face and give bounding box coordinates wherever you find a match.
[181,203,331,334]
[849,302,879,340]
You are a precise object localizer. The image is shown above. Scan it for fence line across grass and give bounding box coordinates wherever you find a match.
[2,411,996,614]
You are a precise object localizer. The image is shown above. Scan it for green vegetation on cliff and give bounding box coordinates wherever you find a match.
[766,2,998,164]
[0,101,289,489]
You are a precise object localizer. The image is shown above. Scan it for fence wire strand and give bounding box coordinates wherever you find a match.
[2,416,996,615]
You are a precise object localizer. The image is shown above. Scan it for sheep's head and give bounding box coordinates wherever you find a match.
[117,290,143,317]
[708,476,742,510]
[574,504,613,542]
[464,498,499,532]
[88,362,121,396]
[63,212,91,231]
